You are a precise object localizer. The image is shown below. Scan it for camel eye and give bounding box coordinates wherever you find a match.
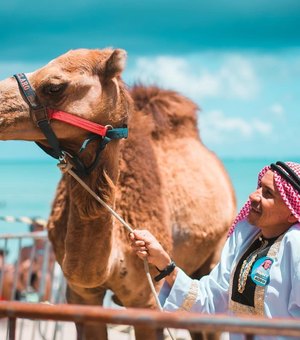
[42,83,67,96]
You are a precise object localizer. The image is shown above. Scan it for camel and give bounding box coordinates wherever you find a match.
[0,48,236,340]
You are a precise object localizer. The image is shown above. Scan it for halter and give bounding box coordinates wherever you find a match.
[13,73,128,176]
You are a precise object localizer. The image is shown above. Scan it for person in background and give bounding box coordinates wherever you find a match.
[130,161,300,340]
[19,219,47,263]
[17,219,56,302]
[0,249,14,300]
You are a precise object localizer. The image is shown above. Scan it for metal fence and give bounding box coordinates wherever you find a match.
[0,231,70,340]
[0,231,65,304]
[0,231,151,340]
[1,302,300,340]
[1,232,300,340]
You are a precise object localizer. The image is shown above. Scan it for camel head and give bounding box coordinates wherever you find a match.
[0,48,131,154]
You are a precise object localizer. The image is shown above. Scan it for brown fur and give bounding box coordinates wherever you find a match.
[0,48,236,340]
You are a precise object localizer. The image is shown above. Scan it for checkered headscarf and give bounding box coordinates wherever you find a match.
[228,161,300,237]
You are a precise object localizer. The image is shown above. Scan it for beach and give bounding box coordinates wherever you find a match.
[1,157,300,261]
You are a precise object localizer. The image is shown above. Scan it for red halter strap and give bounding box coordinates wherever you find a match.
[47,109,108,137]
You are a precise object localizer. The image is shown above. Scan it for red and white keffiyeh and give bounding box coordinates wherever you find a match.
[228,161,300,237]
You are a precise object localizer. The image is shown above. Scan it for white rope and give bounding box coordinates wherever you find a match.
[58,161,176,340]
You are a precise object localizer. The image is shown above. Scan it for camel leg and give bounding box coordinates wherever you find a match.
[190,332,222,340]
[124,299,164,340]
[134,325,164,340]
[66,284,107,340]
[191,234,226,280]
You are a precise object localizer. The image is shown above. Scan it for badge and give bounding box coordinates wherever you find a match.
[250,256,274,287]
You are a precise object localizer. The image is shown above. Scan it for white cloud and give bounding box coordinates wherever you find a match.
[126,54,259,101]
[252,119,272,134]
[200,110,272,143]
[269,103,285,118]
[218,56,258,99]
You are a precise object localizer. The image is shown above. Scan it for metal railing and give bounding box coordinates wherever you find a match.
[0,231,66,304]
[1,302,300,340]
[0,231,69,340]
[1,232,300,340]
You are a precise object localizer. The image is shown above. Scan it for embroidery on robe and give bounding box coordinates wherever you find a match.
[178,280,198,311]
[229,233,284,316]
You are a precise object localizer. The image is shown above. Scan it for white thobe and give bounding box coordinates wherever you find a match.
[159,220,300,340]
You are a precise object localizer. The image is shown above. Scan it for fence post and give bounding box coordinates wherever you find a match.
[8,317,16,340]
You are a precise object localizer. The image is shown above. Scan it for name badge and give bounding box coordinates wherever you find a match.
[251,256,274,287]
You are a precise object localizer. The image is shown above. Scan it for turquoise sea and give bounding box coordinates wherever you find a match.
[1,157,300,261]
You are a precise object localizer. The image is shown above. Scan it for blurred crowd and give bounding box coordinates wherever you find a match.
[0,219,56,302]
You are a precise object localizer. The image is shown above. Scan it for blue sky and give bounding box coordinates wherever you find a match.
[0,0,300,160]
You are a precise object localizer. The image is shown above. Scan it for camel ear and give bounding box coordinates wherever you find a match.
[104,49,127,80]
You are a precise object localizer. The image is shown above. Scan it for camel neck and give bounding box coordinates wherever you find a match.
[58,143,120,287]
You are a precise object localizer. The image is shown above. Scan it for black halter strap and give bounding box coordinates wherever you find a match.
[14,73,63,159]
[13,73,128,177]
[270,161,300,194]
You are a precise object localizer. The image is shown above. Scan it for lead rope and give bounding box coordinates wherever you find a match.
[58,160,176,340]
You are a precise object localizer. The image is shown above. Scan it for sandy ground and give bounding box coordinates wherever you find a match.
[0,318,192,340]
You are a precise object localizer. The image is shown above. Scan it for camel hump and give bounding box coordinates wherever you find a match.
[130,85,200,139]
